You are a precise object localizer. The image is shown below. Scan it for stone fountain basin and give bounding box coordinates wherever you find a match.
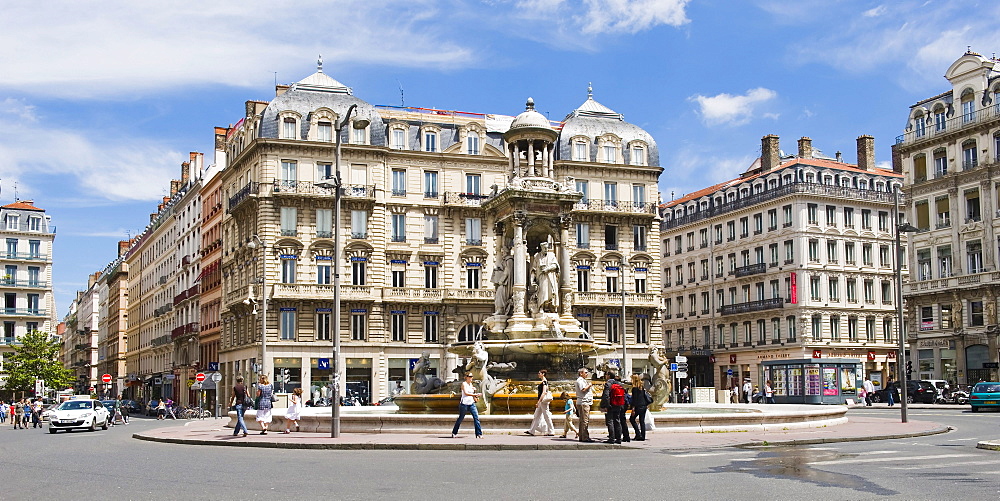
[449,338,617,357]
[226,404,848,434]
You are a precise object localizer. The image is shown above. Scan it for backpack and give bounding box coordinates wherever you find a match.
[609,382,626,406]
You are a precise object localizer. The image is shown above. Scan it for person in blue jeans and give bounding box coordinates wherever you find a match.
[230,375,250,437]
[451,374,483,438]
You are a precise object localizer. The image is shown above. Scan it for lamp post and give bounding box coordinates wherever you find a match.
[247,234,268,380]
[893,185,919,423]
[315,103,369,438]
[620,265,629,376]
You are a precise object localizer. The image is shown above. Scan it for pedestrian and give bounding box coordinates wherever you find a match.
[742,379,752,404]
[600,372,625,444]
[255,374,274,434]
[230,375,249,437]
[764,380,775,404]
[682,385,690,403]
[628,374,649,441]
[559,392,578,439]
[284,387,303,434]
[525,369,554,436]
[862,377,875,406]
[12,399,23,429]
[156,399,166,419]
[450,373,483,438]
[23,399,32,427]
[119,395,130,424]
[888,382,899,407]
[575,367,595,443]
[0,401,7,424]
[111,397,123,426]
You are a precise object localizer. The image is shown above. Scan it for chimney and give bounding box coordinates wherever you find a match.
[836,151,843,162]
[118,240,131,257]
[797,137,813,158]
[857,135,875,171]
[276,84,290,97]
[761,134,780,172]
[170,180,180,197]
[150,213,158,222]
[181,161,190,185]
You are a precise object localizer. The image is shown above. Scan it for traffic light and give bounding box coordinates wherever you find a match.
[905,360,913,379]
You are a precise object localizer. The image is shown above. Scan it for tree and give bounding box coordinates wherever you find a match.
[4,330,74,395]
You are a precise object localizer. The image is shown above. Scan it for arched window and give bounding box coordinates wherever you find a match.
[458,324,483,343]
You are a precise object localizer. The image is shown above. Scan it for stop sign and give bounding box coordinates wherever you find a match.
[195,373,206,382]
[101,374,112,384]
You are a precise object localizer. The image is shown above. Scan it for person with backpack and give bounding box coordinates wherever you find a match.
[600,373,626,444]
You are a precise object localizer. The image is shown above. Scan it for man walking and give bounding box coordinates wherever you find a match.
[575,367,594,442]
[230,376,250,437]
[863,377,875,406]
[742,379,753,404]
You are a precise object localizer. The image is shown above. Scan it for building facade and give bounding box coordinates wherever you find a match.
[218,65,663,404]
[0,200,57,392]
[894,50,1000,385]
[170,154,204,406]
[661,135,904,398]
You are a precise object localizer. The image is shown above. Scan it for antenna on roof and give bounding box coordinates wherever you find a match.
[588,82,593,99]
[317,54,323,73]
[273,72,277,87]
[671,190,675,201]
[13,181,17,202]
[397,79,405,108]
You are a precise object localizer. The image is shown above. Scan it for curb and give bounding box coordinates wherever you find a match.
[731,425,954,448]
[976,439,1000,451]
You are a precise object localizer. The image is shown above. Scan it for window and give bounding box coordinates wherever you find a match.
[28,240,39,258]
[417,312,437,342]
[351,310,367,340]
[576,223,590,248]
[968,241,983,273]
[280,160,297,185]
[966,190,981,222]
[631,145,645,166]
[316,310,331,341]
[726,221,735,240]
[351,210,367,239]
[882,317,893,343]
[603,144,617,163]
[714,224,723,244]
[935,109,946,131]
[740,217,749,237]
[810,276,821,301]
[757,319,767,343]
[391,269,405,288]
[938,245,952,278]
[753,213,763,233]
[281,257,297,283]
[606,316,620,343]
[962,94,975,124]
[576,267,590,292]
[466,174,481,196]
[783,205,792,226]
[914,114,926,137]
[920,306,934,331]
[605,225,618,250]
[826,240,838,263]
[576,180,589,202]
[604,182,618,205]
[877,211,889,232]
[26,293,38,314]
[878,245,890,268]
[424,171,438,198]
[861,209,871,229]
[848,316,858,342]
[933,150,948,178]
[830,315,840,341]
[4,215,17,231]
[392,129,406,149]
[606,271,619,294]
[316,209,332,238]
[970,300,984,327]
[917,249,931,280]
[787,316,797,342]
[280,207,297,236]
[391,214,406,242]
[767,209,777,230]
[466,218,482,245]
[282,117,296,139]
[466,134,480,155]
[880,280,892,303]
[3,266,14,284]
[808,240,819,262]
[391,311,406,342]
[633,226,647,251]
[865,317,876,342]
[351,260,366,286]
[635,316,648,344]
[940,304,953,329]
[424,264,438,288]
[826,205,836,226]
[391,169,406,196]
[317,121,332,142]
[863,279,874,303]
[862,244,873,266]
[466,265,480,289]
[280,309,296,340]
[963,141,978,170]
[846,278,857,302]
[573,141,588,161]
[316,260,331,285]
[633,184,646,205]
[5,239,15,258]
[807,204,818,224]
[828,276,839,301]
[784,240,794,263]
[423,131,437,152]
[845,242,856,264]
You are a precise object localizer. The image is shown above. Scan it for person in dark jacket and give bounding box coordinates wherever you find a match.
[600,372,625,444]
[628,374,648,441]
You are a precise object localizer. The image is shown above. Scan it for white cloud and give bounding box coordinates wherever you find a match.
[862,5,887,17]
[0,100,179,201]
[577,0,691,34]
[689,88,778,126]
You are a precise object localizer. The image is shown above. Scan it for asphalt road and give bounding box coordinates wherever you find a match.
[2,408,998,500]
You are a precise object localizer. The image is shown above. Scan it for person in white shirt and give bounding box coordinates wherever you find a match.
[451,374,483,438]
[742,379,753,404]
[863,377,876,406]
[575,367,595,442]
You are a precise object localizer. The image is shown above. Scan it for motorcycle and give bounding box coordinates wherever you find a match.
[935,389,970,405]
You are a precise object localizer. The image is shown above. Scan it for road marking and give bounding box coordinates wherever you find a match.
[885,460,1000,470]
[945,437,978,441]
[809,453,974,465]
[667,451,754,458]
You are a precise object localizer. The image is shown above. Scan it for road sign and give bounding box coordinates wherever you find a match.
[675,355,688,363]
[675,371,688,379]
[727,369,734,376]
[318,358,331,370]
[211,372,222,382]
[88,386,95,393]
[101,374,112,384]
[195,372,206,382]
[677,363,689,371]
[207,362,219,371]
[670,363,678,371]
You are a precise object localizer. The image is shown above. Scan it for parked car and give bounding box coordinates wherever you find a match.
[120,399,144,415]
[871,380,937,404]
[969,382,1000,412]
[48,399,110,433]
[40,403,59,422]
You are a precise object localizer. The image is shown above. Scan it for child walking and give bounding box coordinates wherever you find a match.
[559,392,578,439]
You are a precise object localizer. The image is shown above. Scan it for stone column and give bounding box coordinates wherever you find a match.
[981,180,996,270]
[548,144,555,179]
[527,141,536,177]
[558,214,573,318]
[948,187,961,273]
[511,212,528,319]
[512,144,520,178]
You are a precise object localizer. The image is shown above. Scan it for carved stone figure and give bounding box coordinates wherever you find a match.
[531,241,559,312]
[988,299,997,326]
[411,351,445,394]
[491,253,513,316]
[465,341,489,382]
[485,361,518,373]
[648,347,672,410]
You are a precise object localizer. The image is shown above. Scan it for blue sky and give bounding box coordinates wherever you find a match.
[1,0,997,316]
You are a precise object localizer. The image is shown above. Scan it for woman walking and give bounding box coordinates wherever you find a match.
[450,373,483,438]
[629,374,649,441]
[284,387,303,433]
[255,375,274,434]
[525,369,555,436]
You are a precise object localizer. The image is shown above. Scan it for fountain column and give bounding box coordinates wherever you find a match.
[510,212,529,321]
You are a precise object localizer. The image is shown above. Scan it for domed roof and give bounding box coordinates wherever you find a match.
[508,98,553,131]
[558,85,659,166]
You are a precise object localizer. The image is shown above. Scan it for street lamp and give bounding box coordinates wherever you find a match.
[314,103,369,438]
[246,234,268,380]
[894,185,919,423]
[619,265,629,376]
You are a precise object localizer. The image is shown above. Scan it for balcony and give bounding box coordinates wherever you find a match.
[0,337,17,345]
[0,308,48,317]
[391,236,406,243]
[384,288,444,302]
[424,191,439,199]
[963,159,979,171]
[605,243,618,251]
[170,322,200,340]
[576,242,590,249]
[424,237,439,244]
[173,284,201,305]
[465,239,483,246]
[227,181,258,212]
[280,230,297,237]
[573,291,660,307]
[317,231,333,238]
[351,232,367,239]
[444,192,488,207]
[734,263,767,278]
[3,252,51,262]
[896,105,1000,146]
[444,289,494,301]
[391,189,407,197]
[0,279,50,289]
[719,297,784,316]
[573,200,658,215]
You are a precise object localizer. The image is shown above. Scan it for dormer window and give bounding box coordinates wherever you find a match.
[5,215,17,231]
[351,120,367,145]
[603,144,617,163]
[28,217,40,232]
[282,117,297,139]
[317,121,332,142]
[424,131,438,152]
[573,140,588,161]
[597,134,621,164]
[392,129,405,149]
[629,141,647,166]
[466,134,480,155]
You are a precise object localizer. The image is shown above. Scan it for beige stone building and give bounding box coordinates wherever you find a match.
[218,66,663,404]
[661,135,904,401]
[894,50,1000,385]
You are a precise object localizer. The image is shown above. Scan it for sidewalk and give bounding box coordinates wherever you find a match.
[133,415,950,451]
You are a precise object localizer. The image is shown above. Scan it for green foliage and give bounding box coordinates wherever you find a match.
[4,330,74,393]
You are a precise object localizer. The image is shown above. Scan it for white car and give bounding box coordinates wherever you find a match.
[48,399,110,433]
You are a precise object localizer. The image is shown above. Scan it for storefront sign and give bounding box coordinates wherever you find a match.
[812,349,822,359]
[867,351,876,361]
[917,339,950,348]
[790,272,797,304]
[729,354,737,364]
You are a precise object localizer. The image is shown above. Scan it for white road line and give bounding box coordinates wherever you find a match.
[809,453,975,465]
[667,451,755,458]
[945,437,979,441]
[885,460,1000,470]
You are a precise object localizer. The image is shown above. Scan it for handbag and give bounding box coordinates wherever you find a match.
[644,390,654,406]
[540,390,553,403]
[270,394,278,403]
